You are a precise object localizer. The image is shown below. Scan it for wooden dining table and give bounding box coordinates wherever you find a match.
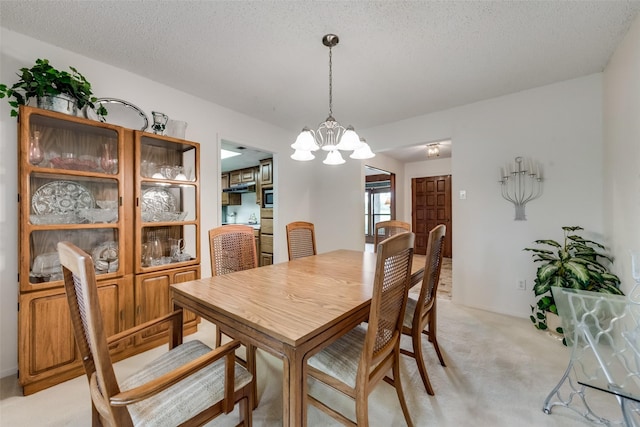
[170,249,426,427]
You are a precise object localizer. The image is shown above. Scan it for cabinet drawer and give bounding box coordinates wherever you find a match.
[261,208,273,219]
[261,218,273,234]
[261,234,273,254]
[261,253,273,266]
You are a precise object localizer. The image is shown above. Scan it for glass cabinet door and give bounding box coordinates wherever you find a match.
[19,107,125,292]
[135,132,200,273]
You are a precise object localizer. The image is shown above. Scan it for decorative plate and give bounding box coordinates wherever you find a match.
[32,181,95,215]
[92,241,119,273]
[142,188,177,214]
[84,98,149,131]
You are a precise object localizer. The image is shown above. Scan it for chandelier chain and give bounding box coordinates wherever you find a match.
[328,44,333,117]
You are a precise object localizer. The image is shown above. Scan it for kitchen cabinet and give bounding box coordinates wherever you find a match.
[260,208,273,266]
[229,167,255,185]
[221,173,241,206]
[260,158,273,187]
[253,229,260,262]
[17,106,200,394]
[241,167,255,182]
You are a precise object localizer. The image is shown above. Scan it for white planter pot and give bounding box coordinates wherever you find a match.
[546,312,564,341]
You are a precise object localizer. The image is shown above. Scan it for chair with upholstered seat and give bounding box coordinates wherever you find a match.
[286,221,317,260]
[208,224,259,406]
[58,241,254,427]
[306,232,416,426]
[373,220,411,252]
[209,224,259,347]
[401,224,446,395]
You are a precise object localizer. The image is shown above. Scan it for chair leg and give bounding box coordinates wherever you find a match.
[238,384,254,427]
[423,313,446,367]
[431,335,446,367]
[355,388,370,427]
[413,329,435,395]
[216,327,222,348]
[392,353,414,427]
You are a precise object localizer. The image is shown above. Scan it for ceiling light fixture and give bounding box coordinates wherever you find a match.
[291,34,374,165]
[427,143,440,158]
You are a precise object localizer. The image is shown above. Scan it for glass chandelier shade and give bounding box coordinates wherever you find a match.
[291,34,374,165]
[350,138,375,159]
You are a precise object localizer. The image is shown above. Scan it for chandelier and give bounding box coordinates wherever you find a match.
[499,156,543,220]
[291,34,375,165]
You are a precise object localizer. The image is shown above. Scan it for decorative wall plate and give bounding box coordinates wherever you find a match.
[85,98,149,131]
[141,188,177,214]
[32,181,95,215]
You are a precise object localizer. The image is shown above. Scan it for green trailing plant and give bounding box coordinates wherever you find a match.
[0,58,107,117]
[524,226,623,334]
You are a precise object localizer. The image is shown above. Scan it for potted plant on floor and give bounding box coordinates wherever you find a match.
[524,226,623,338]
[0,58,107,118]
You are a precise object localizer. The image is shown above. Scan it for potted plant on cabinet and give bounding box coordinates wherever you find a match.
[524,226,623,337]
[0,58,107,118]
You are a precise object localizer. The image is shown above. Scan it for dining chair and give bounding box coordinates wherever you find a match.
[208,224,259,407]
[306,232,416,426]
[209,224,258,347]
[373,220,411,252]
[400,224,447,395]
[286,221,317,260]
[57,241,254,427]
[209,224,258,278]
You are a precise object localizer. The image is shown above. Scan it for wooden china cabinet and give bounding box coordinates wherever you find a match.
[17,106,201,395]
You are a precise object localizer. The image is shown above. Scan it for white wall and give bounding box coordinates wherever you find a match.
[362,74,605,316]
[603,14,640,295]
[0,28,301,377]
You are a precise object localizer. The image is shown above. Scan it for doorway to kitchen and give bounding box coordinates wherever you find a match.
[364,166,395,245]
[220,139,275,265]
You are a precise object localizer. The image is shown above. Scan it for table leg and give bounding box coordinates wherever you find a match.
[246,343,258,409]
[282,345,307,427]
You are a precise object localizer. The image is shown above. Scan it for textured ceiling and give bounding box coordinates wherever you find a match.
[2,1,639,159]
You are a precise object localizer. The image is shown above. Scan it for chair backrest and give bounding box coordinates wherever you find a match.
[286,221,317,260]
[415,225,446,316]
[373,220,411,252]
[364,232,415,368]
[58,241,130,425]
[209,225,258,276]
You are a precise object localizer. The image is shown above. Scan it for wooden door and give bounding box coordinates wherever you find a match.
[412,175,452,257]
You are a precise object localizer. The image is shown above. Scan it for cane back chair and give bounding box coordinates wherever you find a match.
[58,241,253,427]
[286,221,317,260]
[401,224,447,395]
[373,220,411,252]
[306,232,416,426]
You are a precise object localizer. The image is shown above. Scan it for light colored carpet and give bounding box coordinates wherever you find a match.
[0,298,620,426]
[437,257,452,300]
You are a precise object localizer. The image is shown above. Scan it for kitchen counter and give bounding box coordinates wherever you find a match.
[222,222,261,230]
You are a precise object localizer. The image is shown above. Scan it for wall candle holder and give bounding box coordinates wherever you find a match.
[499,156,543,221]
